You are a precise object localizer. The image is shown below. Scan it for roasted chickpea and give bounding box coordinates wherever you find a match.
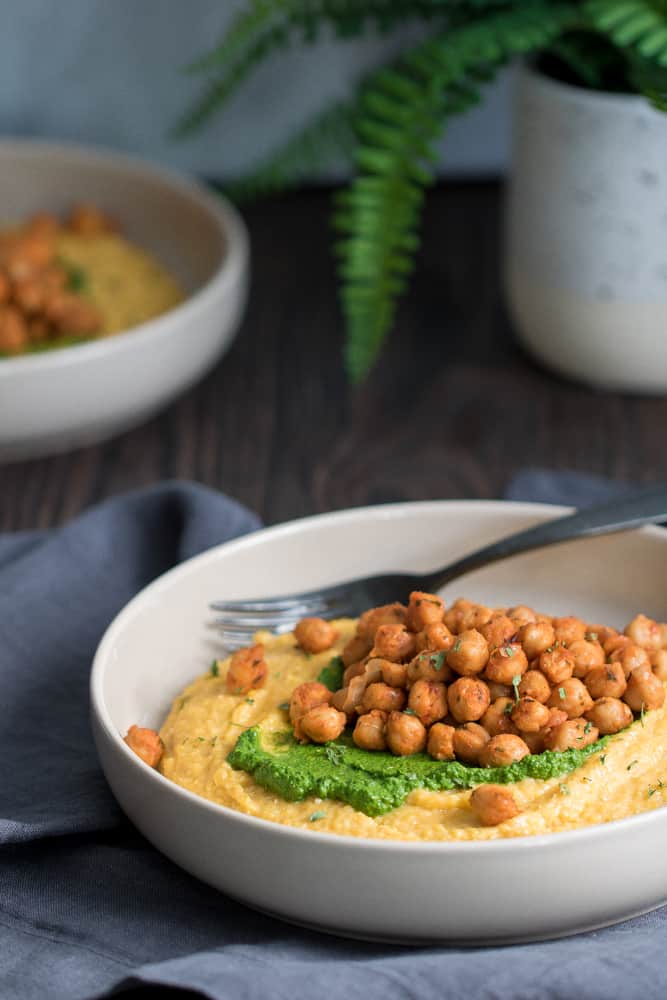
[511,697,551,733]
[459,604,494,631]
[406,649,453,685]
[376,657,408,688]
[546,677,593,719]
[294,616,338,654]
[650,649,667,681]
[0,270,8,305]
[343,661,366,685]
[567,638,606,678]
[519,729,545,755]
[443,598,474,634]
[586,624,616,647]
[485,643,528,685]
[414,622,454,653]
[299,704,347,744]
[407,679,448,727]
[584,662,627,700]
[518,669,551,703]
[624,667,666,712]
[27,212,60,238]
[427,722,456,761]
[480,615,518,649]
[341,634,372,667]
[538,646,575,686]
[446,629,489,676]
[353,710,388,751]
[45,292,102,334]
[0,304,28,353]
[604,633,631,658]
[289,680,331,730]
[553,616,587,645]
[625,613,662,651]
[543,706,568,731]
[543,717,598,752]
[518,620,556,660]
[385,710,427,756]
[481,697,518,737]
[226,644,268,695]
[453,723,490,764]
[508,605,537,626]
[610,642,651,678]
[406,591,445,631]
[478,733,531,768]
[486,680,512,701]
[357,602,407,641]
[124,725,163,768]
[585,697,633,735]
[331,686,354,717]
[470,784,521,826]
[659,623,667,649]
[372,623,416,663]
[68,202,116,235]
[361,681,406,714]
[448,676,491,723]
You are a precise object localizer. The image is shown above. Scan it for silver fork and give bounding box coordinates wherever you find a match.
[211,486,667,648]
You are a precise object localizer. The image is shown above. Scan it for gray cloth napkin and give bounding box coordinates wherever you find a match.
[2,472,662,1000]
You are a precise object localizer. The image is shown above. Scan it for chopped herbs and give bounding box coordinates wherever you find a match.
[559,783,570,795]
[210,660,220,677]
[278,702,289,711]
[511,675,521,702]
[453,640,462,653]
[558,687,566,700]
[585,632,598,642]
[503,646,515,658]
[429,651,446,671]
[600,754,607,765]
[627,759,639,771]
[404,707,417,716]
[309,811,327,821]
[245,697,255,705]
[210,736,218,747]
[582,777,592,783]
[324,744,345,766]
[504,701,514,716]
[584,721,592,735]
[640,703,646,727]
[648,780,664,798]
[196,736,206,742]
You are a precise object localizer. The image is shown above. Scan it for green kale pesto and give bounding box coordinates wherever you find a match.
[227,726,611,818]
[317,656,345,691]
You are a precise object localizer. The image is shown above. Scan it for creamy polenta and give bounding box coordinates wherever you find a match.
[158,621,667,841]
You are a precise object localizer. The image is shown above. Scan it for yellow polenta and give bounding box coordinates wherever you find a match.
[159,620,667,841]
[57,231,182,335]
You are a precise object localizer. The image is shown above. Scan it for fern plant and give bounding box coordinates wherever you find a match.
[176,0,667,381]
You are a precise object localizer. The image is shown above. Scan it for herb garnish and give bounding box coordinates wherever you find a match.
[627,759,639,771]
[430,651,446,671]
[324,744,345,766]
[278,702,289,711]
[503,646,515,658]
[210,660,220,677]
[558,687,566,700]
[453,640,462,653]
[309,810,326,822]
[404,707,417,716]
[511,674,521,703]
[648,780,665,798]
[640,703,646,727]
[600,754,607,765]
[585,632,598,642]
[245,697,255,705]
[584,721,592,735]
[559,783,569,795]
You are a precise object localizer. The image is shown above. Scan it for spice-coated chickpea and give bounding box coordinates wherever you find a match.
[518,669,551,704]
[377,657,408,688]
[481,697,518,737]
[485,643,528,685]
[519,729,545,755]
[486,680,512,701]
[511,697,551,733]
[546,678,593,719]
[452,723,490,764]
[507,605,537,626]
[357,602,407,641]
[443,598,474,634]
[538,647,575,686]
[406,649,453,685]
[124,725,163,768]
[341,634,372,667]
[343,661,366,685]
[226,644,268,695]
[584,697,633,736]
[457,604,493,632]
[448,676,491,723]
[372,623,416,663]
[446,629,489,676]
[543,717,598,752]
[625,613,662,651]
[414,622,455,653]
[0,305,28,353]
[624,667,665,712]
[406,591,445,631]
[553,616,587,646]
[480,615,518,649]
[361,682,406,714]
[46,292,101,334]
[568,638,605,678]
[294,616,338,654]
[27,212,60,238]
[650,649,667,681]
[478,733,531,768]
[385,711,427,756]
[610,642,651,678]
[427,723,456,761]
[289,680,331,729]
[584,662,627,701]
[0,270,8,304]
[470,784,521,826]
[299,704,347,744]
[604,633,631,658]
[518,621,556,660]
[586,624,616,647]
[407,679,448,727]
[353,710,388,751]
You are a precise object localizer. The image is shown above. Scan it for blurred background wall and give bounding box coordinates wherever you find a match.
[0,0,512,179]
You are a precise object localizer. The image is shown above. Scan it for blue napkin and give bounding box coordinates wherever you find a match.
[2,472,662,1000]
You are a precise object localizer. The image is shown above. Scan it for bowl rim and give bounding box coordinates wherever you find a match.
[0,136,249,376]
[90,498,667,855]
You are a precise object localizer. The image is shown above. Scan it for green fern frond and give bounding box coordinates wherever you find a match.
[337,4,580,382]
[585,0,667,65]
[223,100,357,202]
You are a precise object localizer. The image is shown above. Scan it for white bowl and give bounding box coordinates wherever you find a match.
[90,501,667,944]
[0,139,249,461]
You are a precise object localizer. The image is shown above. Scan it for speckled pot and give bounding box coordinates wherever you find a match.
[505,66,667,393]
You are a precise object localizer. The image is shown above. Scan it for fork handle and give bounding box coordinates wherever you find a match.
[424,485,667,591]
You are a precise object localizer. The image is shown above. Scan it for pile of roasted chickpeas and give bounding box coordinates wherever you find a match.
[284,593,666,766]
[0,205,114,354]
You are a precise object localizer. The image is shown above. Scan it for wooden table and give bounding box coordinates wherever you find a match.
[2,181,666,532]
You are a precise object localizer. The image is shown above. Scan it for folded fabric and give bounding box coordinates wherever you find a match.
[1,473,664,1000]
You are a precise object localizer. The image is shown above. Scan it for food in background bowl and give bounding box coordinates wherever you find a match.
[124,593,667,842]
[0,204,182,356]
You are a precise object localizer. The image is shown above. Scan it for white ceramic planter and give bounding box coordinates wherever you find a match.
[505,66,667,393]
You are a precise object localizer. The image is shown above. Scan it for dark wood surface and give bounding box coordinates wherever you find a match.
[2,181,667,532]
